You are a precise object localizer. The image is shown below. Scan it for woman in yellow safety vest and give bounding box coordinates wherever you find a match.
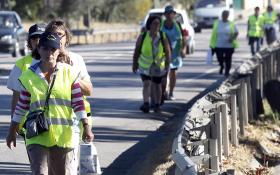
[133,15,171,113]
[7,23,46,135]
[210,10,238,76]
[263,5,278,45]
[6,32,94,175]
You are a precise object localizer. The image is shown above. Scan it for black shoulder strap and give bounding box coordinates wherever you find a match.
[159,31,166,54]
[44,70,57,110]
[176,21,183,33]
[139,31,147,53]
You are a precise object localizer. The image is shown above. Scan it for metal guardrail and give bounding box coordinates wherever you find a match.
[172,42,280,175]
[70,28,140,44]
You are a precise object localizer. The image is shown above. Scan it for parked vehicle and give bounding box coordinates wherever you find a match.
[193,0,234,33]
[0,11,28,57]
[141,8,195,54]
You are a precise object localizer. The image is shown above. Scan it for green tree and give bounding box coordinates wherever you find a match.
[11,0,44,20]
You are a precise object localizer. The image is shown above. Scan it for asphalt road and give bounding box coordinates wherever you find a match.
[0,21,253,175]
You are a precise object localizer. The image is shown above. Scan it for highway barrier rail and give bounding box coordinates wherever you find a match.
[172,42,280,175]
[71,28,140,44]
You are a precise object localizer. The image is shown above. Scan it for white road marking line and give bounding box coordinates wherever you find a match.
[180,67,219,83]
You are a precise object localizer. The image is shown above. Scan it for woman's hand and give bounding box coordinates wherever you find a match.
[6,130,17,149]
[132,62,138,73]
[83,124,94,143]
[6,122,19,149]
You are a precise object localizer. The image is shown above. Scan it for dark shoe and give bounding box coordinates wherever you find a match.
[161,94,166,105]
[140,103,150,113]
[219,66,223,74]
[153,104,161,113]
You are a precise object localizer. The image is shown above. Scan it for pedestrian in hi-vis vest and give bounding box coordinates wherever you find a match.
[7,23,46,137]
[45,19,94,174]
[133,15,171,113]
[247,7,264,56]
[6,32,94,175]
[210,10,238,76]
[263,5,278,45]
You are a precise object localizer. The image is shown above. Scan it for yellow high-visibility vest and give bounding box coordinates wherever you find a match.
[210,20,238,49]
[248,15,263,37]
[138,31,166,75]
[263,11,277,25]
[19,63,80,148]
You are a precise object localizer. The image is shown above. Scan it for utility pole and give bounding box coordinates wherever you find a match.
[153,0,160,8]
[268,0,272,6]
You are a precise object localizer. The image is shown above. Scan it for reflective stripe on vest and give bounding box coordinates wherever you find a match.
[30,98,72,111]
[248,15,263,37]
[138,31,166,74]
[47,117,74,126]
[210,20,238,48]
[263,11,277,25]
[19,63,78,148]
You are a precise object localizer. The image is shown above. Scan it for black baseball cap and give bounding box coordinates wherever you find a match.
[28,23,46,37]
[39,32,61,49]
[164,5,176,14]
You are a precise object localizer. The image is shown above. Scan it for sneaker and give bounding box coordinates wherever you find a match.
[140,103,150,113]
[168,93,175,101]
[153,104,162,113]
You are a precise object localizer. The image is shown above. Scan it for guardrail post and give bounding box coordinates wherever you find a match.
[251,70,257,119]
[209,139,219,173]
[221,103,229,157]
[214,106,223,162]
[237,84,245,136]
[246,76,253,122]
[242,80,249,125]
[269,53,273,80]
[230,92,238,146]
[204,140,210,175]
[85,33,88,44]
[277,48,280,76]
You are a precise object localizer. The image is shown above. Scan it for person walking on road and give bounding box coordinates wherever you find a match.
[45,19,94,174]
[133,15,171,113]
[263,5,278,45]
[7,23,46,135]
[210,10,238,76]
[247,7,264,55]
[6,32,94,175]
[161,5,186,100]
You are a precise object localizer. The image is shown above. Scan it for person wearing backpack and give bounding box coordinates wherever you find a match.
[161,5,186,100]
[133,15,171,113]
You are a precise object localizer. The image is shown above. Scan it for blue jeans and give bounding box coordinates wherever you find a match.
[249,37,261,55]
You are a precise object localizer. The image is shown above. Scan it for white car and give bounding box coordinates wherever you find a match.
[141,8,195,54]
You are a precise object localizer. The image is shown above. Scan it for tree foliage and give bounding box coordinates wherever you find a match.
[10,0,44,20]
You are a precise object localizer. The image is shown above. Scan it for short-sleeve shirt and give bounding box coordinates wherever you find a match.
[68,51,91,81]
[216,21,238,48]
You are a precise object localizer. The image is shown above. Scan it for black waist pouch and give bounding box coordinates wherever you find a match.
[24,110,49,139]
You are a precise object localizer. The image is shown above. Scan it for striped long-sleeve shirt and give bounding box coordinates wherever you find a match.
[12,63,87,123]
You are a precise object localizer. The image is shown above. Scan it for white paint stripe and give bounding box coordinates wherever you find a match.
[180,67,219,83]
